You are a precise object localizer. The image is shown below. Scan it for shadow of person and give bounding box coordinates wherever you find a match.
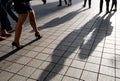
[30,8,89,32]
[37,12,102,81]
[78,12,115,60]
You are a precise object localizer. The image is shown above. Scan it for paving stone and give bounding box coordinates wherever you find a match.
[81,70,98,81]
[9,75,27,81]
[5,63,24,73]
[98,74,115,81]
[100,65,115,77]
[65,67,82,79]
[18,66,36,77]
[101,58,115,67]
[116,69,120,78]
[25,51,39,58]
[27,59,43,68]
[84,63,99,73]
[45,72,63,81]
[70,60,85,69]
[52,64,68,75]
[62,76,79,81]
[0,71,14,81]
[30,69,49,80]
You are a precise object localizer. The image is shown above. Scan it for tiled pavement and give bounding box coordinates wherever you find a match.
[0,0,120,81]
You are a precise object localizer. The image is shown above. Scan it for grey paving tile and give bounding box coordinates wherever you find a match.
[103,48,115,54]
[116,78,120,81]
[16,56,32,65]
[30,69,49,80]
[5,63,24,73]
[25,51,39,58]
[100,65,115,77]
[98,74,115,81]
[116,61,120,69]
[9,75,27,81]
[26,79,36,81]
[70,60,85,69]
[116,69,120,78]
[63,51,76,59]
[62,76,79,81]
[0,71,14,81]
[102,52,115,60]
[46,55,60,63]
[35,53,49,60]
[52,64,68,75]
[39,61,55,71]
[27,59,43,68]
[116,55,120,62]
[0,61,13,70]
[84,63,99,73]
[18,66,36,77]
[65,67,82,79]
[45,72,63,81]
[101,58,115,67]
[32,46,45,52]
[15,49,29,56]
[58,57,73,66]
[90,51,102,58]
[81,70,98,81]
[87,56,101,64]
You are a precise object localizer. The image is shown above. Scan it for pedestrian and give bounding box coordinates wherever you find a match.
[110,0,117,11]
[83,0,91,8]
[57,0,67,6]
[99,0,110,13]
[68,0,72,6]
[12,0,42,49]
[0,1,11,40]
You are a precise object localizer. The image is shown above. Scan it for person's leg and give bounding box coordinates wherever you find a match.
[29,11,41,38]
[105,0,110,13]
[83,0,87,7]
[89,0,91,8]
[114,0,117,11]
[100,0,103,12]
[64,0,67,5]
[58,0,62,6]
[14,14,28,45]
[6,1,18,22]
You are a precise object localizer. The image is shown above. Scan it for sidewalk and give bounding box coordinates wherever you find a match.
[0,0,120,81]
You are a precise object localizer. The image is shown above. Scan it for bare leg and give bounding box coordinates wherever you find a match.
[14,14,28,45]
[29,11,40,34]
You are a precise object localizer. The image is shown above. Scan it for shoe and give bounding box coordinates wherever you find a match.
[57,4,62,6]
[35,33,42,39]
[1,33,11,37]
[83,5,85,7]
[12,42,21,49]
[0,36,6,40]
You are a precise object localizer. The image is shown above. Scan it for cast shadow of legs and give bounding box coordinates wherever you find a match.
[0,38,40,61]
[79,12,115,60]
[30,8,89,32]
[37,13,101,81]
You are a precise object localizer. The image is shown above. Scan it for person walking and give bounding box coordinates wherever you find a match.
[0,0,11,40]
[57,0,67,6]
[110,0,117,11]
[99,0,110,13]
[83,0,91,8]
[67,0,72,6]
[12,0,42,49]
[42,0,46,5]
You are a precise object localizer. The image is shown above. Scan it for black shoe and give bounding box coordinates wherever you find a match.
[57,4,62,6]
[35,33,42,39]
[12,42,21,49]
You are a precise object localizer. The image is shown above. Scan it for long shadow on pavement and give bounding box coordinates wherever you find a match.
[37,10,105,81]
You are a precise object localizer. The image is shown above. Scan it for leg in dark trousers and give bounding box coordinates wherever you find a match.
[110,0,117,11]
[89,0,91,8]
[100,0,103,12]
[83,0,87,7]
[58,0,67,6]
[105,0,110,13]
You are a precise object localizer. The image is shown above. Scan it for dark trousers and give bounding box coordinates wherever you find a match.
[83,0,91,7]
[100,0,110,11]
[59,0,67,5]
[111,0,117,9]
[0,4,7,30]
